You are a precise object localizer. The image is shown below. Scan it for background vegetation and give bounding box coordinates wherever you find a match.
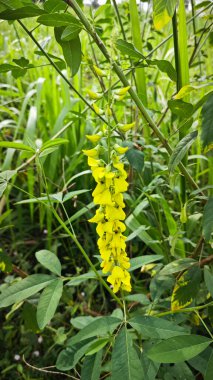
[0,0,213,379]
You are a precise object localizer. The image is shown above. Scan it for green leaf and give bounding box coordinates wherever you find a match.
[168,131,198,172]
[146,59,177,82]
[201,93,213,149]
[71,316,95,330]
[205,350,213,380]
[125,147,144,173]
[0,5,45,20]
[35,250,61,276]
[0,250,12,272]
[202,197,213,242]
[81,350,103,380]
[85,338,109,356]
[129,255,163,272]
[37,13,81,27]
[168,99,193,118]
[204,266,213,298]
[159,258,196,275]
[116,39,145,60]
[0,274,55,308]
[56,338,95,371]
[40,138,69,151]
[68,316,121,346]
[0,141,34,151]
[36,278,63,329]
[140,353,160,380]
[54,27,81,77]
[129,316,187,339]
[43,0,67,13]
[147,335,212,363]
[66,270,103,286]
[125,293,150,306]
[111,326,143,380]
[153,0,178,30]
[0,170,17,196]
[61,24,82,41]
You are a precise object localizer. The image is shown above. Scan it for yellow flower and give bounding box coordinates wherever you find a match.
[114,144,129,154]
[107,266,125,293]
[87,89,102,100]
[93,103,104,115]
[114,86,130,96]
[88,208,105,223]
[93,65,107,77]
[83,148,99,158]
[86,134,102,143]
[105,205,126,220]
[114,176,128,194]
[117,121,136,132]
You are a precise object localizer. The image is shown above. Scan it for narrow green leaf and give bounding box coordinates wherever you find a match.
[0,274,55,308]
[147,335,212,363]
[169,131,198,172]
[35,250,61,276]
[153,0,178,30]
[41,138,69,151]
[129,316,187,339]
[54,27,81,77]
[160,258,196,275]
[81,350,103,380]
[147,59,177,82]
[129,255,163,272]
[85,338,109,356]
[116,39,144,60]
[56,338,95,371]
[125,147,144,173]
[111,326,143,380]
[202,197,213,242]
[201,93,213,149]
[140,353,160,380]
[168,99,193,118]
[204,266,213,298]
[0,141,34,151]
[36,278,63,329]
[37,13,81,27]
[0,6,45,20]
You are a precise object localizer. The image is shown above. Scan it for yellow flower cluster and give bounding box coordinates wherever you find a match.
[83,148,131,293]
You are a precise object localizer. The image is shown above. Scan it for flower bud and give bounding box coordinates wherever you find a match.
[87,89,102,100]
[114,86,130,96]
[117,121,136,133]
[93,65,107,77]
[93,103,104,115]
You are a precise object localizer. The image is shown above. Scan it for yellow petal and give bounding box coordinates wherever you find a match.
[114,145,129,154]
[117,121,136,132]
[93,65,107,77]
[114,86,130,95]
[93,103,104,115]
[87,89,102,100]
[86,134,101,143]
[83,148,99,157]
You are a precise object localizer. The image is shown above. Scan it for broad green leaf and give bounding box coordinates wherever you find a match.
[0,141,34,151]
[66,270,103,286]
[54,27,81,77]
[205,350,213,380]
[153,0,178,30]
[168,99,193,118]
[43,0,67,13]
[204,266,213,298]
[168,131,198,172]
[147,59,177,82]
[71,316,95,330]
[202,197,213,242]
[0,5,45,19]
[111,326,143,380]
[41,138,69,151]
[0,274,55,308]
[56,338,95,370]
[160,258,196,275]
[61,24,82,41]
[125,293,150,305]
[125,147,144,173]
[68,317,121,346]
[37,13,81,27]
[129,316,187,339]
[36,278,63,329]
[201,93,213,149]
[35,250,61,276]
[140,353,160,380]
[129,255,163,272]
[171,267,201,311]
[81,350,103,380]
[116,39,144,60]
[147,335,212,363]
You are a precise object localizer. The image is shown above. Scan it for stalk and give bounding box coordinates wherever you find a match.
[129,0,149,141]
[65,0,202,195]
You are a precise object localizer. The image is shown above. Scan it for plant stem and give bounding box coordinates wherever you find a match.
[65,0,203,196]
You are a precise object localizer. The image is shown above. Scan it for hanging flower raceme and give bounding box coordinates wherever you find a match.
[83,145,131,293]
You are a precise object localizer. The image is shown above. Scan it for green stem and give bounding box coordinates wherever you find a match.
[65,0,203,196]
[154,301,213,317]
